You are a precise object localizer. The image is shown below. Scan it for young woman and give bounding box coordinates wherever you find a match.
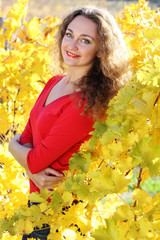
[9,6,130,240]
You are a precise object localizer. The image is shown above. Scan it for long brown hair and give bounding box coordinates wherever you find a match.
[57,6,131,120]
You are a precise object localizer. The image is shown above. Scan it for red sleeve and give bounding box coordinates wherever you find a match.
[19,75,63,146]
[27,102,94,173]
[20,119,33,145]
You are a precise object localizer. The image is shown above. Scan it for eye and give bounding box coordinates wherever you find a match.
[81,38,91,44]
[65,32,72,38]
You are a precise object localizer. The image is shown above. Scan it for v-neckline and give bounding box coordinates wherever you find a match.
[42,75,80,108]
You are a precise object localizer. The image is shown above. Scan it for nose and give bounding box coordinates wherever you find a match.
[68,39,78,50]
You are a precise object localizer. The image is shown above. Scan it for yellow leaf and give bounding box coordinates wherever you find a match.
[27,18,42,39]
[151,128,160,147]
[132,189,151,206]
[141,168,150,183]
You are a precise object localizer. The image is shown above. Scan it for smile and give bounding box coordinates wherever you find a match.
[66,51,80,58]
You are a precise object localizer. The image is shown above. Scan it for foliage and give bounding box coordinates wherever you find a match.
[0,0,160,239]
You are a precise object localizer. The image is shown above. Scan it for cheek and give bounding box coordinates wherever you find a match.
[61,36,70,48]
[61,38,65,51]
[85,47,97,58]
[61,39,67,57]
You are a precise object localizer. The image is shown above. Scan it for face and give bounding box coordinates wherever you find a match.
[61,15,99,71]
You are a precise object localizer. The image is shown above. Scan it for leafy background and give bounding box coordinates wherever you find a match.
[1,0,160,19]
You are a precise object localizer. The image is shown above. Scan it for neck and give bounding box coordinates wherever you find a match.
[65,65,92,84]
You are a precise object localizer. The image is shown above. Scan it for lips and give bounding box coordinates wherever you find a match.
[66,51,80,58]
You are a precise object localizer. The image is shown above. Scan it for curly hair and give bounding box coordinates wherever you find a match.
[56,6,131,120]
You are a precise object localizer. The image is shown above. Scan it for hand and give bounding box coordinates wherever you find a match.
[26,168,64,191]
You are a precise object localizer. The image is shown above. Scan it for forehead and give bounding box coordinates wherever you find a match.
[67,15,98,38]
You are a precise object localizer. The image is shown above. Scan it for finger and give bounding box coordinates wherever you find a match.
[45,168,64,177]
[45,177,63,185]
[34,175,62,188]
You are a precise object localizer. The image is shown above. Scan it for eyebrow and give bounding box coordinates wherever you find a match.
[66,28,96,41]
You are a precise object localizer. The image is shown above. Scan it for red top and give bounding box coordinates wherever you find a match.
[20,75,94,193]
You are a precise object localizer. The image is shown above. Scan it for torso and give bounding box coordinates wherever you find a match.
[44,76,76,107]
[20,75,94,193]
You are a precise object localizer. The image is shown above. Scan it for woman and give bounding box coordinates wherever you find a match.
[9,6,130,239]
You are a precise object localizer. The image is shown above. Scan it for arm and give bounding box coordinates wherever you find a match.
[8,134,31,170]
[9,134,64,189]
[19,75,62,146]
[20,119,33,145]
[8,117,33,170]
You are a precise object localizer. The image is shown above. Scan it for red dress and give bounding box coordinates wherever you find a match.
[20,75,94,193]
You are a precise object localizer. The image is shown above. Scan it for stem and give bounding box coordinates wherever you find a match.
[133,167,143,221]
[125,169,131,176]
[98,157,105,169]
[154,92,160,106]
[136,167,143,190]
[10,88,20,138]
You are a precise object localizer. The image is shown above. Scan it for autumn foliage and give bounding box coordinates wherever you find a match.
[0,0,160,239]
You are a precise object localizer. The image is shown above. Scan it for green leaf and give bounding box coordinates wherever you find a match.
[69,152,92,173]
[89,120,107,149]
[89,169,113,194]
[110,83,137,112]
[65,174,91,201]
[101,124,122,145]
[92,227,109,240]
[28,189,51,203]
[28,192,46,203]
[132,98,148,116]
[50,190,63,212]
[132,91,157,117]
[65,177,74,192]
[92,219,127,240]
[131,137,160,176]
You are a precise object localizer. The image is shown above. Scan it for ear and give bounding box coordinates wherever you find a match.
[96,50,101,58]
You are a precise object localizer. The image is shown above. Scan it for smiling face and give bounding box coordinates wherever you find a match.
[61,15,99,73]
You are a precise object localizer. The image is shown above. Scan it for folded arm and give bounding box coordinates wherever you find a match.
[8,134,63,190]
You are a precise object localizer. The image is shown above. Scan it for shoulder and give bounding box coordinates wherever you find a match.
[45,74,65,88]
